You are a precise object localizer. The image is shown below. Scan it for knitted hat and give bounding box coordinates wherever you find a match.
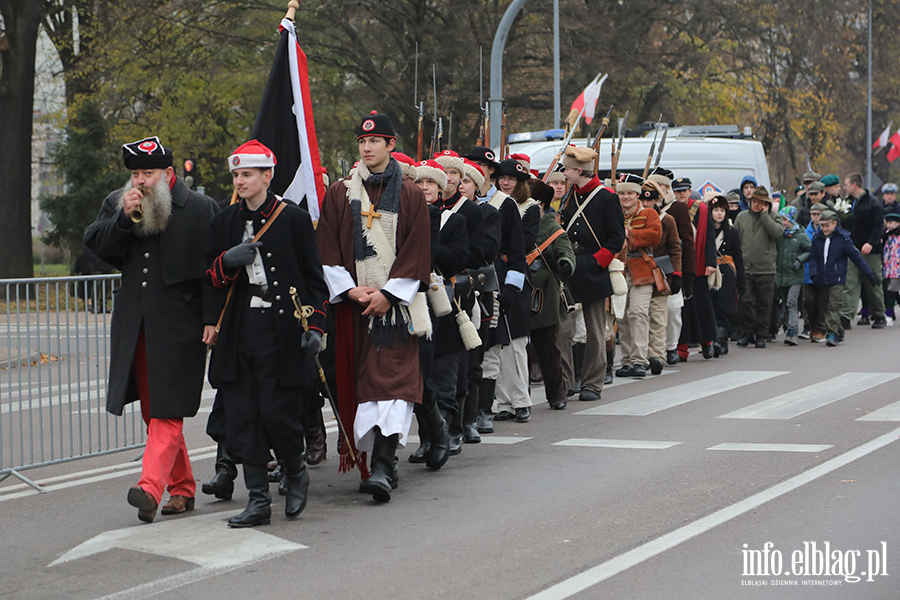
[725,190,741,202]
[751,185,775,203]
[779,206,798,224]
[498,158,531,181]
[229,140,277,172]
[122,137,173,170]
[433,149,466,175]
[820,174,840,187]
[885,211,900,222]
[357,110,396,140]
[671,177,692,192]
[392,152,418,179]
[616,173,645,194]
[819,209,838,222]
[462,158,485,189]
[414,159,447,190]
[648,166,674,187]
[561,145,598,171]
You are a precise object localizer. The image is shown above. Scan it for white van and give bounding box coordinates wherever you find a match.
[503,125,772,194]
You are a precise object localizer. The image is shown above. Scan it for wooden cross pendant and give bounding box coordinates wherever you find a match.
[361,206,382,228]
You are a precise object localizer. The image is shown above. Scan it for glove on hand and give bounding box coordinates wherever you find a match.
[222,239,262,270]
[793,259,802,271]
[498,284,517,312]
[300,330,323,359]
[682,272,696,298]
[669,275,682,295]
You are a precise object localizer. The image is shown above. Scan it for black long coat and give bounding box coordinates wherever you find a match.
[559,180,626,303]
[84,178,219,418]
[206,193,328,390]
[433,211,470,356]
[489,193,529,341]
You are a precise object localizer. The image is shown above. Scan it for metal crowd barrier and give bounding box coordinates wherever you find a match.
[0,274,145,491]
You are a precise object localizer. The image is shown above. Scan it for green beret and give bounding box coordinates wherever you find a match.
[820,174,840,187]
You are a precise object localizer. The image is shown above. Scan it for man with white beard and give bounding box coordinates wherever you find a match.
[85,137,219,523]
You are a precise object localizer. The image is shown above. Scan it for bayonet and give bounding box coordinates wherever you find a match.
[642,113,663,179]
[654,126,668,168]
[611,109,629,182]
[541,104,587,181]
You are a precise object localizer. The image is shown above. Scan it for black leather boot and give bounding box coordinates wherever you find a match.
[227,465,271,528]
[572,342,586,393]
[201,442,237,500]
[277,460,289,496]
[717,326,729,356]
[304,407,326,466]
[462,384,481,444]
[423,403,450,470]
[408,411,430,463]
[359,427,399,502]
[605,349,615,385]
[282,454,310,519]
[443,408,462,456]
[475,378,496,434]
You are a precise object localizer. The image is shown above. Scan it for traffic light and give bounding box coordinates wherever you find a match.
[183,153,199,190]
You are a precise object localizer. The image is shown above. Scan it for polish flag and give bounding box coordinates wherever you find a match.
[570,73,608,125]
[873,122,892,150]
[887,131,900,163]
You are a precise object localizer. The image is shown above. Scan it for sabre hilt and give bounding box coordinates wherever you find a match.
[289,286,314,331]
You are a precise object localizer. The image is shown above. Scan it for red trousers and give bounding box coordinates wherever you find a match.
[132,330,195,503]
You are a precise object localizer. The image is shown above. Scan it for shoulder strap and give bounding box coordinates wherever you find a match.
[526,228,566,265]
[564,187,603,233]
[215,200,288,335]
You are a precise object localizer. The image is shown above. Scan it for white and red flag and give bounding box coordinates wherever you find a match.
[888,131,900,163]
[873,122,893,150]
[251,18,325,220]
[569,73,608,125]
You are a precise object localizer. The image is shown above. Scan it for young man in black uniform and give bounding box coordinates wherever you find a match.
[206,140,328,527]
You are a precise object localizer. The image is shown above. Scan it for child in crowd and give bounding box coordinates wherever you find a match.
[774,206,810,345]
[882,210,900,320]
[808,210,875,346]
[800,203,828,341]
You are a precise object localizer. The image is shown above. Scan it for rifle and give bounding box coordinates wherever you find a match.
[641,114,663,179]
[500,104,508,160]
[591,104,615,174]
[417,102,424,162]
[542,105,586,182]
[610,109,629,183]
[654,126,668,168]
[437,117,444,154]
[477,46,485,146]
[430,65,438,157]
[484,103,491,148]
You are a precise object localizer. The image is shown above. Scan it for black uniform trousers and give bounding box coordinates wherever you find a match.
[221,304,308,467]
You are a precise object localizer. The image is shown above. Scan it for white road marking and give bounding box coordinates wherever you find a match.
[51,511,304,599]
[718,372,900,420]
[857,398,900,421]
[577,371,788,416]
[707,442,833,453]
[553,439,681,450]
[524,426,900,600]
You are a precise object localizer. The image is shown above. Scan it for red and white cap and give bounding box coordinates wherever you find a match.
[462,158,485,190]
[392,152,418,179]
[229,140,277,172]
[414,159,448,190]
[433,149,465,176]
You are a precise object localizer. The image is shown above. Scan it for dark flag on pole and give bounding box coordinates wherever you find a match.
[251,18,325,221]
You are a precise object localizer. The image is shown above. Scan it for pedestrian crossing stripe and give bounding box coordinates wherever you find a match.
[707,443,833,453]
[553,439,681,450]
[576,371,789,416]
[857,398,900,421]
[718,372,900,420]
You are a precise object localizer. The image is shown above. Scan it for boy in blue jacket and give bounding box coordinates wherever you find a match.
[808,210,875,346]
